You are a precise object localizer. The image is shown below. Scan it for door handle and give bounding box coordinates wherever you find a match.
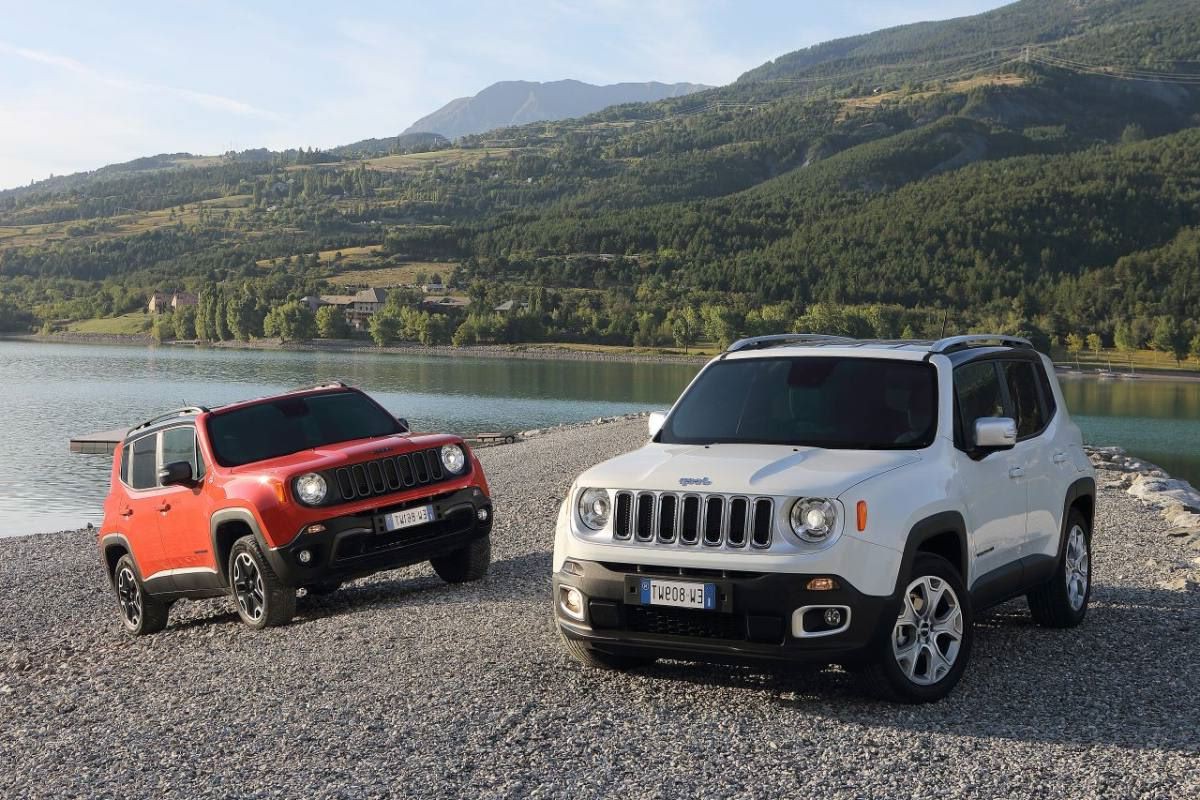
[1008,467,1025,479]
[120,508,134,518]
[158,502,171,513]
[1053,452,1068,464]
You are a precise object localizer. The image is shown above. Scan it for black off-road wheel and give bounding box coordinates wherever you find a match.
[559,632,654,671]
[862,553,974,704]
[229,535,296,629]
[1027,508,1091,628]
[430,535,491,583]
[113,555,169,636]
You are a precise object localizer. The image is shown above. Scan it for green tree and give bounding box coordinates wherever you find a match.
[1190,331,1200,362]
[1152,316,1188,365]
[368,307,402,346]
[315,305,349,338]
[173,305,197,340]
[1113,320,1137,352]
[1086,333,1102,356]
[151,313,175,344]
[263,302,315,342]
[667,307,700,353]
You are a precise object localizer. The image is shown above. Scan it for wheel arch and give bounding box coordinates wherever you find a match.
[99,533,135,585]
[896,511,969,593]
[1060,476,1096,558]
[210,509,268,583]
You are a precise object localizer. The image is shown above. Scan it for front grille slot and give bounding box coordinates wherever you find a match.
[614,492,633,539]
[332,447,456,503]
[626,606,744,641]
[635,493,655,541]
[603,492,773,550]
[703,497,724,545]
[657,494,677,542]
[752,499,774,548]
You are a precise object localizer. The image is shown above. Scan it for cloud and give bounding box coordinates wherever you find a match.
[0,41,279,120]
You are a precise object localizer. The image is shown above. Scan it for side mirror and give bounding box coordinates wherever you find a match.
[648,411,668,438]
[158,460,194,487]
[974,417,1017,451]
[396,417,409,432]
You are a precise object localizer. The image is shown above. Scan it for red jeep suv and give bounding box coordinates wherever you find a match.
[98,382,493,634]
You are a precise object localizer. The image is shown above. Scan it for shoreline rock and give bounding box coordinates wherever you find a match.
[1086,445,1200,552]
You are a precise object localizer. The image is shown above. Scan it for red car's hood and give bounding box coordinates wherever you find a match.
[226,432,460,478]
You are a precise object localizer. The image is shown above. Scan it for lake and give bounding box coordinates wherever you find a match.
[1,340,1197,536]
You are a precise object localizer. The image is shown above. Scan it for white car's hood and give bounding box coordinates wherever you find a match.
[578,443,920,498]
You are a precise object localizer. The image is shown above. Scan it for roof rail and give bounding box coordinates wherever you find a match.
[129,406,208,433]
[726,333,856,353]
[293,380,349,392]
[930,334,1033,355]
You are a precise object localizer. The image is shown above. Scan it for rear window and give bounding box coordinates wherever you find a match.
[659,357,938,449]
[205,391,401,467]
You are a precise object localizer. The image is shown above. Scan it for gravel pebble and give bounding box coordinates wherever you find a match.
[1,419,1198,799]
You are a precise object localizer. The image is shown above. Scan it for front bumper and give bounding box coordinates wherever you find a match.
[265,486,492,587]
[554,559,893,666]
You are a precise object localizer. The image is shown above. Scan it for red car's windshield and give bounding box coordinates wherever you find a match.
[206,391,402,467]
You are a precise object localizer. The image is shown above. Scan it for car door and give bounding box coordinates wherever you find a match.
[952,360,1027,584]
[122,431,173,584]
[1000,358,1060,560]
[156,425,219,589]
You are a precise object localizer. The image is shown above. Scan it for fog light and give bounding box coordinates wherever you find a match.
[806,577,839,591]
[477,507,490,522]
[560,586,585,621]
[824,607,843,627]
[297,549,313,565]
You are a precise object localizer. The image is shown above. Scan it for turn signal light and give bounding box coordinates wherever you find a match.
[856,501,868,532]
[806,577,839,591]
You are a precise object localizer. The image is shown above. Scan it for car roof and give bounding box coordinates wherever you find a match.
[124,382,356,439]
[719,334,1040,365]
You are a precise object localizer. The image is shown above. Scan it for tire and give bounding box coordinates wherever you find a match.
[559,631,654,671]
[862,553,973,704]
[229,535,296,629]
[113,555,168,636]
[1027,508,1091,628]
[430,535,491,583]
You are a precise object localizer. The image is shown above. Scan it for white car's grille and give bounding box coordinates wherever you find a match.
[612,491,773,549]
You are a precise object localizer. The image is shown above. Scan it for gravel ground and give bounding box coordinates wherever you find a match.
[1,418,1198,799]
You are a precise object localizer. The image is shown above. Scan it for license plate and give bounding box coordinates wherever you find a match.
[639,578,717,610]
[383,505,434,532]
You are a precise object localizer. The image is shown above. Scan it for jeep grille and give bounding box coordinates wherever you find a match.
[333,448,452,502]
[612,491,773,549]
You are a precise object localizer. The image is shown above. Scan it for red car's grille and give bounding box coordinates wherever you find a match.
[333,448,451,502]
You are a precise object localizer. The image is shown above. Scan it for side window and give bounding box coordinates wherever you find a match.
[120,444,132,485]
[130,434,159,490]
[954,362,1005,448]
[161,427,200,480]
[1001,361,1046,438]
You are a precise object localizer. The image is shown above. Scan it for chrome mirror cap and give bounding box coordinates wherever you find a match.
[974,417,1017,449]
[648,411,668,438]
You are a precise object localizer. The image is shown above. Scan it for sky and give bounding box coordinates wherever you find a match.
[0,0,1010,190]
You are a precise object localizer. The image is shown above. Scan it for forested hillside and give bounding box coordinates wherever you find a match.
[2,0,1198,353]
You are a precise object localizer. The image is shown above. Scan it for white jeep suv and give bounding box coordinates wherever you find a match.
[552,334,1096,702]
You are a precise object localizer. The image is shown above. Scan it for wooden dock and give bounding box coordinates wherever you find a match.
[69,428,128,455]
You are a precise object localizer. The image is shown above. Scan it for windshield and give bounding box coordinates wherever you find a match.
[206,391,402,467]
[659,357,938,449]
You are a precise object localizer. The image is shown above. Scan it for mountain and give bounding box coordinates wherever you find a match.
[2,0,1199,351]
[402,79,710,139]
[330,132,450,159]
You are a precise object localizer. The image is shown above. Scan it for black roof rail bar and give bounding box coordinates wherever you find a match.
[930,334,1033,354]
[129,406,209,433]
[725,333,857,353]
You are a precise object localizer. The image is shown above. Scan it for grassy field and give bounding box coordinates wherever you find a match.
[357,147,517,173]
[256,244,384,269]
[1052,346,1200,374]
[65,313,152,335]
[329,261,457,288]
[837,73,1027,120]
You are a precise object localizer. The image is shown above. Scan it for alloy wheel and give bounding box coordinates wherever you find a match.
[117,566,142,628]
[891,575,963,686]
[232,552,266,621]
[1065,524,1090,611]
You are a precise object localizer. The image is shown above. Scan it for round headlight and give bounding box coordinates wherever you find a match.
[578,488,611,531]
[790,498,837,542]
[295,473,328,506]
[440,444,466,474]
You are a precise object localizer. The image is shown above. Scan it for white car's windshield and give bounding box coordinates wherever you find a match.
[658,356,938,450]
